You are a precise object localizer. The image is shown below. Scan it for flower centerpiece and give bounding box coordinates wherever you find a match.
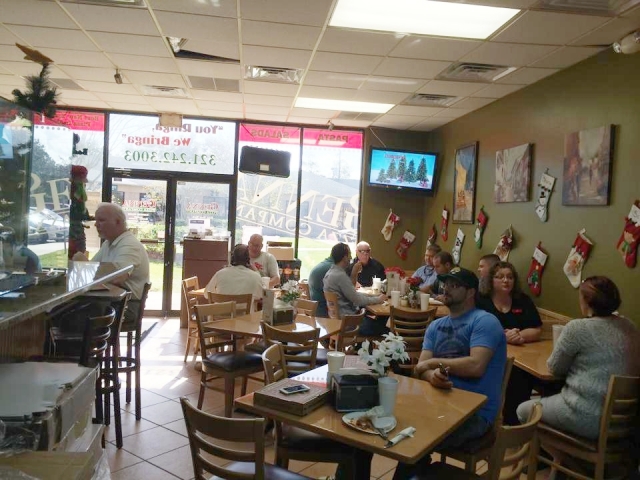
[406,277,421,308]
[280,280,301,304]
[358,333,410,376]
[384,266,405,293]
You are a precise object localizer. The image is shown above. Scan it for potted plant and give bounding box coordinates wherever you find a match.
[280,280,301,305]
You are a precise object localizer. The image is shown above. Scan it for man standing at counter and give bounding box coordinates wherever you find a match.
[248,234,280,288]
[74,202,149,325]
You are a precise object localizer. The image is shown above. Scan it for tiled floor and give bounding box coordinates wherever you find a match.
[105,317,550,480]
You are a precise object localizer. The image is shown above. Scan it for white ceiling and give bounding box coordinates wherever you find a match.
[0,0,638,131]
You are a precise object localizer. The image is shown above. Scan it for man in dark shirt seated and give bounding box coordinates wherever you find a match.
[308,255,333,317]
[346,241,385,287]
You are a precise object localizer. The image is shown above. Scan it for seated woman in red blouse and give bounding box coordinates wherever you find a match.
[477,261,542,425]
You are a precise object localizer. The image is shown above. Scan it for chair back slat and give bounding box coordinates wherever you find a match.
[598,375,640,449]
[182,277,200,324]
[298,281,310,299]
[324,291,340,319]
[261,321,319,375]
[194,302,236,356]
[337,309,365,353]
[294,298,318,317]
[207,292,253,315]
[79,306,116,367]
[390,306,436,358]
[181,397,266,480]
[262,343,288,384]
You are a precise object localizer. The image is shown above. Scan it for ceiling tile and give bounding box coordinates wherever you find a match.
[110,54,179,74]
[390,36,482,61]
[242,21,321,50]
[309,52,383,75]
[287,116,328,125]
[0,45,30,63]
[418,80,487,97]
[90,32,170,57]
[441,0,537,7]
[0,75,22,86]
[244,104,291,115]
[200,110,244,120]
[372,115,421,128]
[80,81,139,94]
[243,81,299,97]
[472,83,524,98]
[318,28,404,56]
[461,42,558,66]
[571,17,640,46]
[191,90,243,102]
[95,92,149,104]
[289,108,339,118]
[0,26,21,46]
[492,11,610,45]
[450,97,495,109]
[304,71,367,89]
[434,107,474,118]
[243,46,312,69]
[179,38,239,61]
[388,105,444,117]
[63,99,111,109]
[8,26,97,51]
[409,117,452,131]
[58,90,100,101]
[40,49,112,68]
[239,0,333,26]
[243,94,294,106]
[1,0,77,29]
[195,100,243,112]
[299,85,355,100]
[623,5,640,18]
[105,102,154,112]
[148,0,238,17]
[177,59,241,79]
[155,11,238,41]
[331,119,373,127]
[145,97,199,114]
[64,4,159,36]
[373,58,451,79]
[360,76,427,93]
[59,66,119,82]
[352,90,408,104]
[1,62,69,78]
[123,71,187,89]
[531,46,605,68]
[497,67,559,84]
[246,113,288,122]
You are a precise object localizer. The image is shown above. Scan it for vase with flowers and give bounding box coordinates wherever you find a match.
[384,266,405,294]
[358,333,409,416]
[280,280,301,305]
[406,277,421,308]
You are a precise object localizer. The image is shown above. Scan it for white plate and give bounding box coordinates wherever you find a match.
[342,412,397,435]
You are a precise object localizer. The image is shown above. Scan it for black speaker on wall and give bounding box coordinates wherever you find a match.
[239,145,291,178]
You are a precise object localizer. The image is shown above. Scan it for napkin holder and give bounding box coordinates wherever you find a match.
[262,295,294,326]
[331,373,378,412]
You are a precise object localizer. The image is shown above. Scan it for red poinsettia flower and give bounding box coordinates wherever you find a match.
[384,266,406,279]
[407,277,421,290]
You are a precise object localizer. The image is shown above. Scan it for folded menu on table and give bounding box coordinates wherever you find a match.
[254,378,330,416]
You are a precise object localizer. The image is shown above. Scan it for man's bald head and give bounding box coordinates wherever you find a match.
[248,234,264,259]
[355,241,372,265]
[94,203,127,242]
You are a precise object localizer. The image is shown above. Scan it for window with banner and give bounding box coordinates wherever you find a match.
[108,113,236,175]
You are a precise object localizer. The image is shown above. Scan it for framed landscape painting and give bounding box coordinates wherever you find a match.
[495,143,531,203]
[453,142,478,223]
[562,125,614,206]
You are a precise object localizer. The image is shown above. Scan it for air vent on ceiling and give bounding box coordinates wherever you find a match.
[336,112,380,121]
[188,76,240,92]
[245,65,303,84]
[533,0,639,15]
[437,63,517,83]
[61,0,146,7]
[141,85,188,98]
[404,93,460,107]
[51,78,84,90]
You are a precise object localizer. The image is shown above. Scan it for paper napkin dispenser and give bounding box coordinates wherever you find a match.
[331,374,379,412]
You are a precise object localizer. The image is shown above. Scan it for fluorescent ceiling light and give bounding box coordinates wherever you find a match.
[296,97,393,113]
[330,0,520,40]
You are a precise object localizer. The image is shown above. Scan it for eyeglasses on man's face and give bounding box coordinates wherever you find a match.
[358,249,371,254]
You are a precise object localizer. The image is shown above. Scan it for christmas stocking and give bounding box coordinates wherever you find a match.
[452,228,465,265]
[381,210,400,241]
[535,172,556,222]
[475,207,488,249]
[616,201,640,268]
[440,206,449,242]
[494,226,513,261]
[396,230,416,260]
[527,242,548,297]
[426,224,437,248]
[563,229,593,288]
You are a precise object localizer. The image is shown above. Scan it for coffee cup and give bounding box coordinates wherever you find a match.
[390,290,400,308]
[327,351,346,373]
[261,276,270,289]
[420,293,430,310]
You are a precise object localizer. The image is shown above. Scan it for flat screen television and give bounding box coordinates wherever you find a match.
[368,147,438,194]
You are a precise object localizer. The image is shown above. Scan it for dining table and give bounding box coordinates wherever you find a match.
[366,301,449,319]
[234,364,487,465]
[507,340,557,381]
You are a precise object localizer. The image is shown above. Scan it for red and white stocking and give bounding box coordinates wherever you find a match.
[426,224,437,248]
[616,201,640,268]
[535,172,556,222]
[452,228,465,265]
[381,209,400,241]
[563,229,593,288]
[493,226,513,261]
[396,230,416,260]
[527,242,548,297]
[440,206,449,242]
[475,207,488,249]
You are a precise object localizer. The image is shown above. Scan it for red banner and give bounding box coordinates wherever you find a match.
[239,123,362,149]
[34,109,105,131]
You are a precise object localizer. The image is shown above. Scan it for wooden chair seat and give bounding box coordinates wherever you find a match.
[202,350,263,372]
[245,339,269,354]
[210,462,313,480]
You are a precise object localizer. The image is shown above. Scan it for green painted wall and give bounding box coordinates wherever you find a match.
[418,49,640,320]
[359,128,432,271]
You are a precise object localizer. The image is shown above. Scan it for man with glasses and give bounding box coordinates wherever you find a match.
[247,234,280,288]
[346,241,385,288]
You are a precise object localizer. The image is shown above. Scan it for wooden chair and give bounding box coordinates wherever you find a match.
[415,402,542,480]
[298,280,310,299]
[261,344,356,475]
[335,308,380,354]
[537,307,571,341]
[206,292,253,315]
[182,277,200,363]
[180,397,312,480]
[261,321,319,376]
[324,290,340,319]
[537,375,640,480]
[195,303,263,417]
[294,298,318,317]
[439,357,515,472]
[390,306,437,372]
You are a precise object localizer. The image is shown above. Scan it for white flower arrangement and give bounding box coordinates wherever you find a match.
[358,333,410,376]
[280,280,301,304]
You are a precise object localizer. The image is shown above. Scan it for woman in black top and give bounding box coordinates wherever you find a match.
[477,261,542,344]
[477,261,542,425]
